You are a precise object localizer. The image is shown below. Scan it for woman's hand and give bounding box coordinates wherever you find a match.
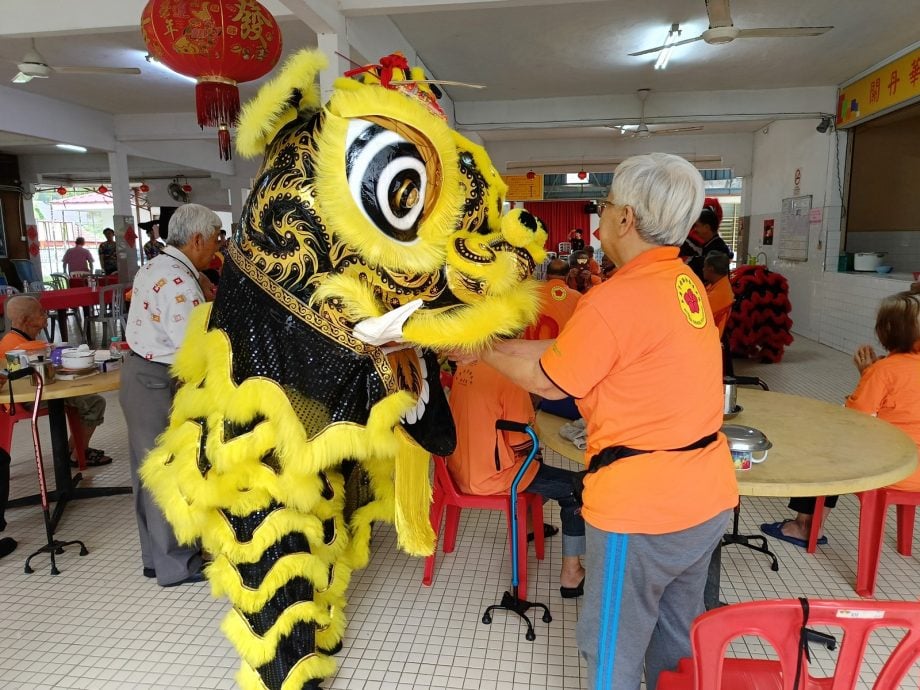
[854,344,879,374]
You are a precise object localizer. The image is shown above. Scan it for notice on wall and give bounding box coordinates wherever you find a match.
[503,174,544,201]
[778,195,812,262]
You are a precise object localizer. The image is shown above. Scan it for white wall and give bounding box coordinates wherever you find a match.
[747,119,911,352]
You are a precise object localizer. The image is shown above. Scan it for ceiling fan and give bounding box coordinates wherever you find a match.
[608,89,704,138]
[9,38,141,84]
[629,0,833,57]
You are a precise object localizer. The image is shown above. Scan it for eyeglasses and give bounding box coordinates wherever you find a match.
[596,200,615,217]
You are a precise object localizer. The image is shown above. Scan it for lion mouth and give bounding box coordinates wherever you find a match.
[400,347,430,426]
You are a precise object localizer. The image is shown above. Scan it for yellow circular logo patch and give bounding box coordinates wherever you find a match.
[676,274,707,329]
[550,285,567,301]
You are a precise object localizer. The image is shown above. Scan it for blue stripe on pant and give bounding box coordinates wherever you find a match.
[596,533,629,690]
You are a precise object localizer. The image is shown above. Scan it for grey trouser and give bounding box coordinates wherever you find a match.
[577,509,731,690]
[120,354,201,586]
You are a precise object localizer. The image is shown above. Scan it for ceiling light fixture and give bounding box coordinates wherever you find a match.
[143,51,198,84]
[654,23,681,70]
[56,144,87,153]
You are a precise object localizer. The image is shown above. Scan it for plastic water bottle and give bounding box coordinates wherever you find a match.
[109,336,123,361]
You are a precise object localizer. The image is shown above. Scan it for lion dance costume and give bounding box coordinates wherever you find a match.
[140,50,546,690]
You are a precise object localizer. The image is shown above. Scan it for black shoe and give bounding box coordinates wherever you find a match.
[162,572,206,587]
[143,567,156,579]
[0,537,17,559]
[560,577,585,599]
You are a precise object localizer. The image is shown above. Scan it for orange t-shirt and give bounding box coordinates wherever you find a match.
[846,352,920,491]
[540,246,738,534]
[528,278,581,339]
[0,331,34,358]
[446,362,539,495]
[706,275,734,336]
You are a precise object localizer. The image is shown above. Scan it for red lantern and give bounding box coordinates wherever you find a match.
[141,0,283,160]
[526,170,536,180]
[577,170,588,180]
[139,183,150,193]
[98,185,109,194]
[182,183,193,193]
[56,186,67,196]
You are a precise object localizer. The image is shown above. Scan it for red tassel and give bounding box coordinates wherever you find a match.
[195,80,240,128]
[218,125,232,161]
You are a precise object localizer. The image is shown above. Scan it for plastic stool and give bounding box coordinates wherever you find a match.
[855,488,920,598]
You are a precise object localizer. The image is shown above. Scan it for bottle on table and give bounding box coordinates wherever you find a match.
[109,336,123,362]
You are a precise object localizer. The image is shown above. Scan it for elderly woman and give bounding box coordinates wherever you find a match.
[477,153,738,690]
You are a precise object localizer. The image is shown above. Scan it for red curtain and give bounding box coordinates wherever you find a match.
[523,201,591,253]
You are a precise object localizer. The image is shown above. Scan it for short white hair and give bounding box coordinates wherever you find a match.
[166,204,221,248]
[610,153,704,246]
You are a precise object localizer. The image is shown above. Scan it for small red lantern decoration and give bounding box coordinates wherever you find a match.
[182,183,193,194]
[56,186,68,196]
[577,169,588,180]
[141,0,283,160]
[139,182,150,193]
[98,185,109,194]
[526,170,536,180]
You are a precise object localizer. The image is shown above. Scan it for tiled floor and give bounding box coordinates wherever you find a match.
[1,335,919,689]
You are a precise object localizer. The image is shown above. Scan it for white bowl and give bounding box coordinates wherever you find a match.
[61,349,95,369]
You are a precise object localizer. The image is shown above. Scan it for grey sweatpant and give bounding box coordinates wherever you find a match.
[577,509,731,690]
[120,354,202,586]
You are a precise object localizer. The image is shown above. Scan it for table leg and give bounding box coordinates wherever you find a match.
[54,309,69,343]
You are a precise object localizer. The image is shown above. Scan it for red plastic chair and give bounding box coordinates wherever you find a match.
[422,454,545,597]
[0,403,87,470]
[853,488,920,598]
[657,598,920,690]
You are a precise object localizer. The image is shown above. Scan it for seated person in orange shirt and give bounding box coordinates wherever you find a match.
[528,259,581,339]
[0,296,109,467]
[584,245,601,276]
[446,361,586,597]
[702,251,733,336]
[566,251,601,294]
[762,291,920,547]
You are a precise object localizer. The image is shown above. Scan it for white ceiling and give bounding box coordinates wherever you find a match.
[0,0,917,176]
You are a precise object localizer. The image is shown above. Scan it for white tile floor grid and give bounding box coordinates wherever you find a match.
[1,335,920,689]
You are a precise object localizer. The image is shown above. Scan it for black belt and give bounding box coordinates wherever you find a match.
[573,431,720,502]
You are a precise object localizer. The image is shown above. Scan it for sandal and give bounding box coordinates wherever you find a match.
[527,523,559,543]
[70,448,113,468]
[760,520,828,549]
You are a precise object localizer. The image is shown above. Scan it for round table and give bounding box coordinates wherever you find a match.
[7,369,127,531]
[536,388,917,497]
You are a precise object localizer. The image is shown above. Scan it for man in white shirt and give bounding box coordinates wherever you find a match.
[121,203,220,586]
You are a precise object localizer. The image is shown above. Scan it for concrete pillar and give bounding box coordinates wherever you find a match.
[108,148,139,283]
[317,33,350,104]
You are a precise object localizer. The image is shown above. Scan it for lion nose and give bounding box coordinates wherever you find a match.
[501,208,547,250]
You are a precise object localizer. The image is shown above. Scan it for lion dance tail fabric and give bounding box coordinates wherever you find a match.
[141,50,546,690]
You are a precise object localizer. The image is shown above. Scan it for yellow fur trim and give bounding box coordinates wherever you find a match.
[313,84,464,274]
[502,208,549,262]
[310,274,385,321]
[402,280,541,351]
[393,428,435,556]
[236,50,327,158]
[453,132,508,231]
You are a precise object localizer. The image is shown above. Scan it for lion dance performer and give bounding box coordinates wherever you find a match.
[140,50,547,690]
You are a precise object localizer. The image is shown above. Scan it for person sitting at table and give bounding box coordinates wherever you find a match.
[0,296,111,467]
[681,198,732,281]
[527,258,581,339]
[446,360,587,597]
[761,290,920,547]
[98,228,118,275]
[566,250,600,294]
[702,251,734,336]
[61,237,94,275]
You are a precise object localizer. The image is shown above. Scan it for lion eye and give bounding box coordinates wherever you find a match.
[345,120,427,243]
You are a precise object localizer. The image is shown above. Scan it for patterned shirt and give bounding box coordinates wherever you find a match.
[98,241,118,274]
[126,245,204,364]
